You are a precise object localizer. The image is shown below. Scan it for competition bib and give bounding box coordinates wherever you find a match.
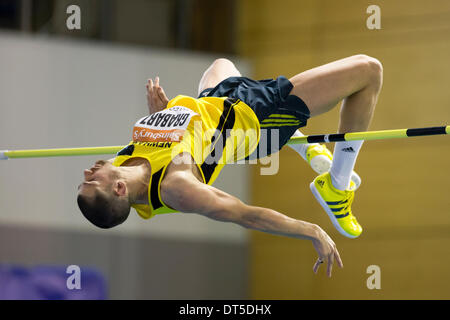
[132,106,198,143]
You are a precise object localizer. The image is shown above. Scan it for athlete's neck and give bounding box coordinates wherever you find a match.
[118,159,151,205]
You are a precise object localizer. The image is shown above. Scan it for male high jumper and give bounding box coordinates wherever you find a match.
[77,56,383,277]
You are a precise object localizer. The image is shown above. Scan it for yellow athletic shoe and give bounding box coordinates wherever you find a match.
[306,144,361,190]
[310,172,362,238]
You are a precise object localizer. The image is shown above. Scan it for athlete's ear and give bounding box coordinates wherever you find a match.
[113,181,127,197]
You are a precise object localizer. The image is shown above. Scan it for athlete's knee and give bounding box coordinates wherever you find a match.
[206,57,241,79]
[212,57,235,68]
[353,54,383,89]
[366,56,383,89]
[210,58,241,75]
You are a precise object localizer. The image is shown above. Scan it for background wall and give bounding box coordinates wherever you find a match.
[237,0,450,299]
[0,32,251,299]
[1,0,449,301]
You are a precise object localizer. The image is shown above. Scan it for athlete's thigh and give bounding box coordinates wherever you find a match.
[198,58,242,96]
[288,55,373,117]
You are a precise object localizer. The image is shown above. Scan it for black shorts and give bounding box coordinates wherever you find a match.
[198,76,310,158]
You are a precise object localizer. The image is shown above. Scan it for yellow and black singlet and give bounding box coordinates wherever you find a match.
[112,95,260,220]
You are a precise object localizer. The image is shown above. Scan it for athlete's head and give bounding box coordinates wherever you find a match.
[77,160,130,229]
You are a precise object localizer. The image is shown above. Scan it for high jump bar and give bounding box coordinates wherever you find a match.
[1,125,448,160]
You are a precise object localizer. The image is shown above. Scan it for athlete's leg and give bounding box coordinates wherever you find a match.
[198,58,242,96]
[289,54,382,130]
[287,55,382,238]
[289,54,383,190]
[288,130,319,162]
[288,129,362,189]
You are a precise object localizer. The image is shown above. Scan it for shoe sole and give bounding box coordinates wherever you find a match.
[310,155,332,174]
[309,182,360,239]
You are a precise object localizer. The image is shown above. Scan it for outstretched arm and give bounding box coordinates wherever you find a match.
[146,77,170,114]
[161,170,343,277]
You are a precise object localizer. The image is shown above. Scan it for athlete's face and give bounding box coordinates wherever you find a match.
[77,160,115,197]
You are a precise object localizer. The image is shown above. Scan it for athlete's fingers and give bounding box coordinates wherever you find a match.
[148,79,154,94]
[313,257,324,274]
[334,247,344,268]
[313,262,319,274]
[154,78,162,94]
[327,254,334,277]
[150,80,161,104]
[157,86,169,103]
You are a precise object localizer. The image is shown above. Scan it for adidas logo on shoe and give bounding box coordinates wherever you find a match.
[317,180,325,188]
[341,147,355,152]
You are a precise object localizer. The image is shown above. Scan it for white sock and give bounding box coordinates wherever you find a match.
[288,130,319,161]
[330,140,363,190]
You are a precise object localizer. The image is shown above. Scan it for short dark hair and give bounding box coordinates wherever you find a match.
[77,188,130,229]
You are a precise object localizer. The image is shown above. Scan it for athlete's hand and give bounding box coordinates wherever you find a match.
[146,77,170,114]
[311,225,343,277]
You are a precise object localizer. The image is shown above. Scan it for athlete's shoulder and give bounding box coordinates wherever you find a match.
[169,94,226,104]
[169,94,197,103]
[167,95,226,113]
